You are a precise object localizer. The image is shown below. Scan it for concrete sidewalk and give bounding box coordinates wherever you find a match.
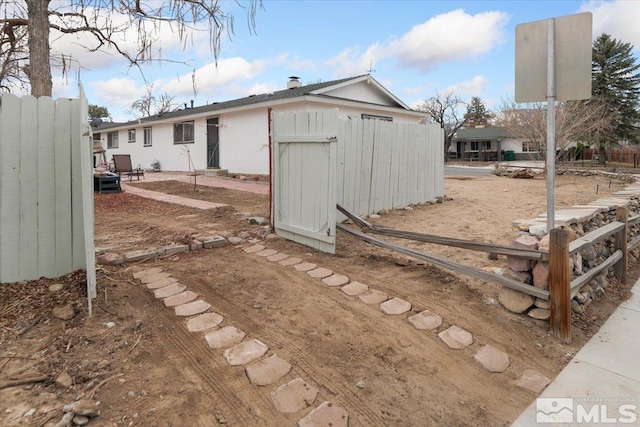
[512,279,640,426]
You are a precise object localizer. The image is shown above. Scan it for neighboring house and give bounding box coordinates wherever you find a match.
[451,126,545,161]
[93,75,426,175]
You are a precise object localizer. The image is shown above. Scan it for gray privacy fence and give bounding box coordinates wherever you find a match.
[272,110,443,254]
[0,92,95,301]
[337,116,444,218]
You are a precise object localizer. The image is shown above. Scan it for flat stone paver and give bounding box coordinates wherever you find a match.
[267,253,289,262]
[307,268,333,279]
[279,257,302,266]
[174,300,211,317]
[140,271,172,284]
[245,354,292,386]
[133,267,163,279]
[528,308,550,320]
[186,312,224,332]
[341,281,368,296]
[380,297,411,315]
[515,369,551,393]
[474,345,510,373]
[244,244,265,254]
[256,249,278,257]
[270,378,318,414]
[205,326,246,349]
[297,401,349,427]
[164,290,198,308]
[438,325,473,349]
[294,262,317,272]
[408,310,443,330]
[153,283,187,299]
[322,274,349,287]
[145,276,178,290]
[223,339,269,366]
[358,289,388,305]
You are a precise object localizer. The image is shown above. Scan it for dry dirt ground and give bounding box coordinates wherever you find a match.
[1,173,636,427]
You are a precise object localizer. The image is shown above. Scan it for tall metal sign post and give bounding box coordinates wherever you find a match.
[515,12,592,232]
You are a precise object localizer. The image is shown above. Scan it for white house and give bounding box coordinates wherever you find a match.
[93,75,427,175]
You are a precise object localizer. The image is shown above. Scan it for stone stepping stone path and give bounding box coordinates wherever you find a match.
[154,283,186,299]
[322,274,349,287]
[175,300,211,317]
[145,276,178,290]
[140,271,172,284]
[298,401,349,427]
[205,326,246,349]
[270,378,319,414]
[267,253,289,263]
[474,345,510,373]
[516,369,551,393]
[294,262,317,272]
[380,297,411,315]
[408,310,442,330]
[279,257,302,266]
[243,244,265,254]
[245,354,292,386]
[132,266,342,423]
[223,339,269,366]
[256,249,279,257]
[341,281,368,296]
[359,289,388,305]
[307,267,333,279]
[438,326,474,349]
[164,290,198,308]
[187,313,224,332]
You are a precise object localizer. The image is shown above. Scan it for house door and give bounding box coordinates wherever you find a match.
[207,118,220,168]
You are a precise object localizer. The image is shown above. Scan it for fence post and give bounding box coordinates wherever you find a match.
[549,228,571,343]
[615,207,628,284]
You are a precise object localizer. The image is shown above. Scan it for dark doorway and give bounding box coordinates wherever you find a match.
[207,118,220,169]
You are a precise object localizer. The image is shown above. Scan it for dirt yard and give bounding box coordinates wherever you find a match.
[1,173,635,427]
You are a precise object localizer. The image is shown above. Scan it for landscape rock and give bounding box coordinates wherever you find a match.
[528,308,550,320]
[248,216,269,226]
[70,399,100,417]
[227,236,244,245]
[186,312,224,332]
[380,298,412,315]
[358,289,388,305]
[205,326,246,349]
[270,378,318,414]
[96,252,124,265]
[53,304,76,321]
[223,339,269,366]
[322,274,349,287]
[174,300,211,317]
[49,283,64,292]
[498,288,534,313]
[408,310,443,330]
[532,261,549,290]
[503,270,532,285]
[297,401,349,427]
[507,235,539,272]
[340,281,368,296]
[245,355,292,386]
[534,298,551,309]
[55,371,73,389]
[537,234,550,251]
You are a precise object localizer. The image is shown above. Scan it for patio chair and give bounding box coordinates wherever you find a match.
[112,154,145,181]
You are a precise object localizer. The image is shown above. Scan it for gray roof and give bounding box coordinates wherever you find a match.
[453,127,514,140]
[92,75,409,131]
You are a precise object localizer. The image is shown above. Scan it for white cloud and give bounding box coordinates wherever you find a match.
[580,0,640,48]
[326,9,509,76]
[88,77,147,111]
[446,75,489,98]
[160,57,264,98]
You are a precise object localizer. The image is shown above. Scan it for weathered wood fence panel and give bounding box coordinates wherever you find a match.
[0,93,94,289]
[336,118,443,219]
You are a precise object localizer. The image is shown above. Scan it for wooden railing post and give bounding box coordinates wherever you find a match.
[615,207,628,284]
[549,228,571,343]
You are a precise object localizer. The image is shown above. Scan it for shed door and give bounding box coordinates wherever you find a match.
[272,110,338,254]
[207,118,219,169]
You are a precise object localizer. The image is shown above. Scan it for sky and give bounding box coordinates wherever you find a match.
[46,0,640,122]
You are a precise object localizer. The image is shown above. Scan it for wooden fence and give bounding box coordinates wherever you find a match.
[338,203,633,343]
[0,93,95,301]
[336,118,443,218]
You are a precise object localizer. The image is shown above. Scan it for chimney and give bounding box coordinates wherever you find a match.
[190,100,194,109]
[287,76,302,89]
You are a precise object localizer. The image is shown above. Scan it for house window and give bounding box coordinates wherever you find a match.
[522,141,538,152]
[107,131,119,149]
[470,141,479,151]
[361,114,393,122]
[143,127,152,147]
[128,129,136,143]
[471,141,491,151]
[173,121,194,144]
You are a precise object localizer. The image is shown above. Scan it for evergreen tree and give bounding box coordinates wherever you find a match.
[592,33,640,148]
[463,96,493,128]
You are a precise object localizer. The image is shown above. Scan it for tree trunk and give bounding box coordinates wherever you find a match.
[26,0,52,97]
